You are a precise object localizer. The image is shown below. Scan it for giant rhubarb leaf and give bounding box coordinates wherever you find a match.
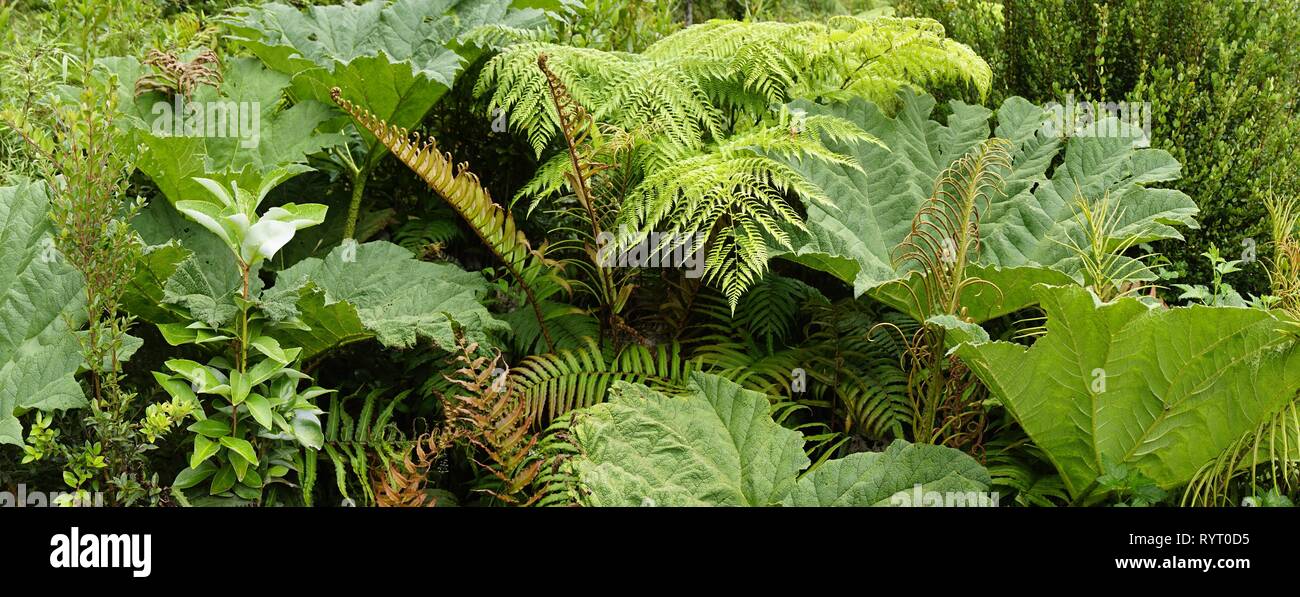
[267,241,508,358]
[0,182,86,446]
[948,284,1300,500]
[127,209,506,358]
[571,372,990,506]
[780,90,1197,321]
[224,0,546,167]
[782,440,991,506]
[573,372,809,506]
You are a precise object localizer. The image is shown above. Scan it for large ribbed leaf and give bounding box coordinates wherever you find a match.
[224,0,545,165]
[573,372,809,506]
[783,440,991,506]
[948,284,1300,499]
[0,182,86,446]
[779,90,1198,321]
[127,205,505,357]
[571,372,992,506]
[269,241,507,358]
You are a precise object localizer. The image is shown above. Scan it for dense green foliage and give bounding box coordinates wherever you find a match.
[1,0,1298,509]
[894,0,1300,298]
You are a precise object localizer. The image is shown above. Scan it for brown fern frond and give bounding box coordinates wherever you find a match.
[331,88,556,351]
[442,342,544,506]
[373,429,454,508]
[538,53,607,232]
[134,48,222,98]
[538,53,628,330]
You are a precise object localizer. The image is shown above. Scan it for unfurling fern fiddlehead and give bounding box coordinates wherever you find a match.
[331,88,556,351]
[893,137,1012,320]
[888,138,1011,447]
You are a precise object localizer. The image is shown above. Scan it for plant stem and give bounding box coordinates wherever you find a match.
[1070,481,1099,507]
[233,261,253,438]
[343,166,370,240]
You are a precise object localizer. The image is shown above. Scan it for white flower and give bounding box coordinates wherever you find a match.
[227,212,297,263]
[178,177,328,266]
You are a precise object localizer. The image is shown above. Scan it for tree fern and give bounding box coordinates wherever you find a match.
[535,53,636,333]
[479,17,991,156]
[617,113,878,309]
[477,17,989,310]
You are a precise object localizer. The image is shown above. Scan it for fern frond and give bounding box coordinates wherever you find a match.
[475,42,638,156]
[319,388,413,507]
[392,210,463,257]
[443,342,544,506]
[510,338,701,425]
[893,137,1012,319]
[373,428,454,507]
[983,427,1070,507]
[1265,191,1300,317]
[478,17,987,311]
[460,22,551,51]
[799,298,914,440]
[480,17,989,157]
[526,417,583,507]
[331,88,557,351]
[731,274,818,352]
[618,118,873,310]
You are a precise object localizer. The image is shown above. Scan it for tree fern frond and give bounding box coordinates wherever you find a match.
[617,124,871,310]
[478,16,987,311]
[460,22,551,51]
[479,17,988,160]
